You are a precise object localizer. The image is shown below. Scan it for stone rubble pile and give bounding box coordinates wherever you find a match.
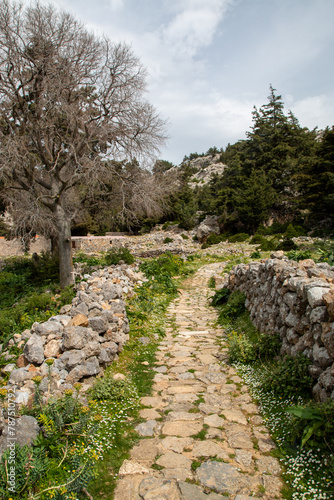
[225,252,334,401]
[1,264,144,406]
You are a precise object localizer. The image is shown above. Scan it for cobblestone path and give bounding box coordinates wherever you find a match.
[114,264,282,499]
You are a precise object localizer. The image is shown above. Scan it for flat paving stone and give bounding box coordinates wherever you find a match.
[141,396,166,408]
[160,436,194,453]
[139,477,181,500]
[156,451,192,469]
[135,420,157,437]
[130,439,161,465]
[196,461,259,495]
[203,414,225,428]
[162,420,203,437]
[191,440,229,460]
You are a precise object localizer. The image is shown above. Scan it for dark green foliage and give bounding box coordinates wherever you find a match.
[0,445,48,499]
[104,247,135,265]
[316,241,334,265]
[286,401,334,451]
[250,250,261,259]
[228,325,281,364]
[0,255,75,342]
[228,233,249,243]
[140,252,183,279]
[276,238,298,251]
[259,238,278,251]
[218,291,246,323]
[287,249,312,261]
[299,126,334,227]
[0,219,10,237]
[73,251,101,266]
[211,287,231,306]
[181,233,189,239]
[208,276,216,289]
[4,392,96,499]
[206,233,229,245]
[163,237,173,244]
[250,233,265,244]
[261,355,313,399]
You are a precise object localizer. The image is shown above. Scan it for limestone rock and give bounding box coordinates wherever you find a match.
[23,333,45,365]
[196,461,256,494]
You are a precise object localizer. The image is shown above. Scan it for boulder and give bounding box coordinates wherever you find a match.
[62,326,95,350]
[0,415,40,459]
[196,215,220,243]
[23,334,45,365]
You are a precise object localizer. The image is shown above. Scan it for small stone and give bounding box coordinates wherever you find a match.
[69,314,89,327]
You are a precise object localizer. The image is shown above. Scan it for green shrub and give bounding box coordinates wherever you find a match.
[276,238,298,251]
[287,249,312,262]
[206,233,229,246]
[250,250,261,259]
[25,292,53,312]
[261,355,313,399]
[316,242,334,265]
[90,376,138,402]
[211,287,230,307]
[208,276,216,289]
[250,234,265,244]
[181,233,189,240]
[163,237,173,244]
[140,252,183,279]
[226,312,281,364]
[2,392,97,499]
[228,233,249,243]
[218,291,246,323]
[73,251,101,266]
[104,247,135,265]
[286,400,334,450]
[259,238,277,251]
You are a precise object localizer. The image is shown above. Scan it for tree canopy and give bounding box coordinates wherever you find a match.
[0,0,167,286]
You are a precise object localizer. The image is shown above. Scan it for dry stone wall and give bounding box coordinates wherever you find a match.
[1,264,144,406]
[225,252,334,401]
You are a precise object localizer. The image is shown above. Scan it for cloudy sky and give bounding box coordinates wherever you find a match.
[25,0,334,165]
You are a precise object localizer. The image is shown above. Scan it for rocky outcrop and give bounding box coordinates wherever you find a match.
[197,216,220,243]
[225,253,334,401]
[1,264,144,404]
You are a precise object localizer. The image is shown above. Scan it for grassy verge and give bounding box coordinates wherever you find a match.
[212,289,334,500]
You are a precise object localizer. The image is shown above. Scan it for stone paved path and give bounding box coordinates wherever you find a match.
[114,264,282,499]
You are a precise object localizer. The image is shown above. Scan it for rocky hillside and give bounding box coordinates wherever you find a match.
[186,154,227,189]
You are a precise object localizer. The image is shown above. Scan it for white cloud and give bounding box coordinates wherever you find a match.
[290,95,334,131]
[109,0,125,12]
[161,0,233,58]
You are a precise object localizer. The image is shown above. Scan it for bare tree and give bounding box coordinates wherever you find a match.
[75,159,178,232]
[0,1,167,286]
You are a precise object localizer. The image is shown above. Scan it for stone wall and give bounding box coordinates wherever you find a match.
[1,263,144,406]
[225,252,334,401]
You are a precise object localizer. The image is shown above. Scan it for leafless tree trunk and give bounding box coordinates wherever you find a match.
[0,1,167,286]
